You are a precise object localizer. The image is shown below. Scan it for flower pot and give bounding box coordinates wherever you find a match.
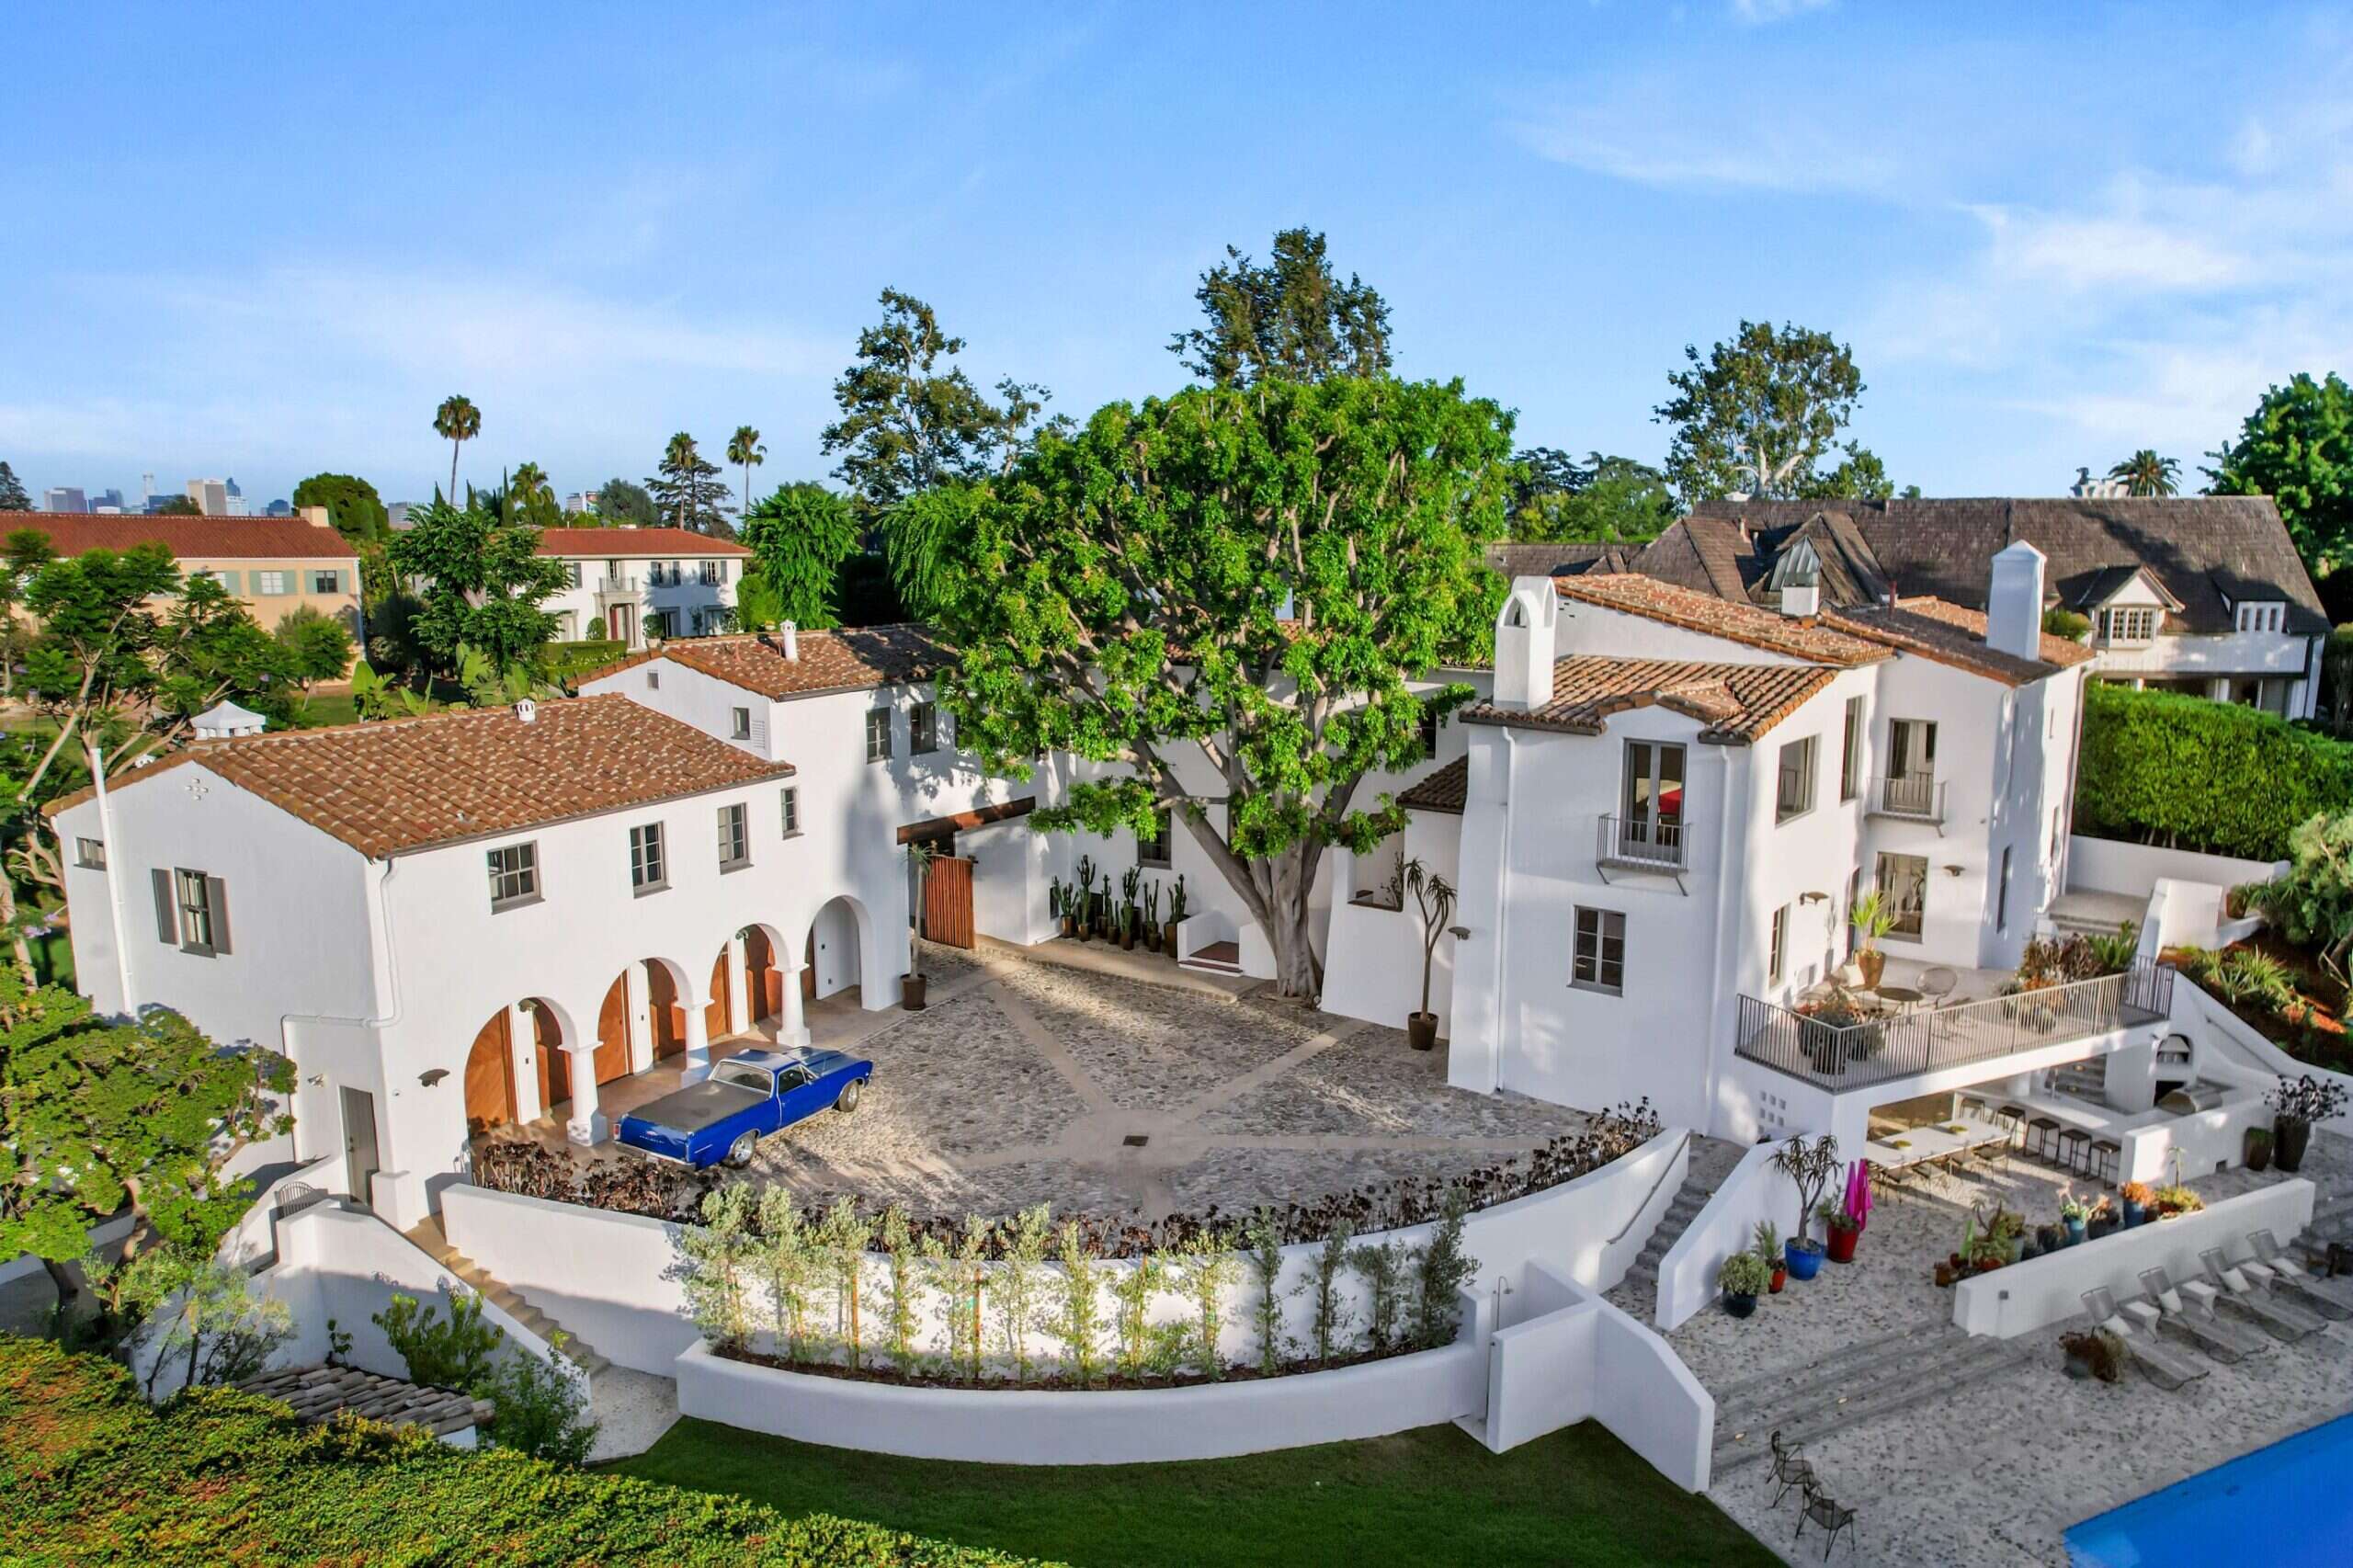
[2037,1224,2062,1254]
[1826,1225,1859,1264]
[2276,1117,2312,1175]
[1164,921,1179,956]
[2245,1127,2273,1172]
[2018,1242,2041,1262]
[2063,1352,2093,1381]
[2121,1200,2144,1228]
[2089,1216,2119,1241]
[1060,915,1075,938]
[1145,927,1163,954]
[2063,1217,2086,1245]
[1785,1240,1824,1282]
[1120,929,1136,951]
[1768,1266,1788,1294]
[1933,1261,1956,1288]
[1722,1291,1757,1320]
[1406,1011,1439,1051]
[901,974,928,1011]
[1857,949,1887,989]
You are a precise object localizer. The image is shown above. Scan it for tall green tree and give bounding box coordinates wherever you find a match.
[500,464,563,532]
[1799,446,1895,502]
[727,426,766,517]
[887,483,985,620]
[1654,320,1880,504]
[2109,449,2182,497]
[290,472,389,544]
[432,394,482,502]
[149,495,201,516]
[593,477,659,527]
[0,528,56,698]
[0,462,29,511]
[1507,449,1677,542]
[1171,227,1392,385]
[647,433,735,537]
[384,498,570,672]
[737,484,860,630]
[2208,371,2353,583]
[272,604,358,690]
[932,375,1514,1000]
[0,964,291,1307]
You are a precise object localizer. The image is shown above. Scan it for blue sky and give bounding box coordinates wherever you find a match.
[7,2,2353,509]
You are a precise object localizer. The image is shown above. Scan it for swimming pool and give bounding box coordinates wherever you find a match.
[2064,1410,2353,1566]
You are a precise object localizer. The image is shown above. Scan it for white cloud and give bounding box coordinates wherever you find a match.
[1510,83,1904,195]
[1732,0,1832,23]
[1968,206,2251,292]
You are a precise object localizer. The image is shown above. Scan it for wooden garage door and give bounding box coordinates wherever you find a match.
[706,950,731,1040]
[594,976,631,1084]
[924,856,975,949]
[463,1011,517,1133]
[650,964,684,1059]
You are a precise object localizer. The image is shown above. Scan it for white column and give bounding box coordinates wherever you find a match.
[779,960,811,1049]
[725,933,749,1036]
[507,1002,543,1123]
[625,962,653,1074]
[682,992,712,1076]
[564,1045,607,1146]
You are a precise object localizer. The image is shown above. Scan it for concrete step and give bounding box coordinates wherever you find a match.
[1716,1340,2032,1471]
[404,1213,611,1378]
[1716,1324,1994,1456]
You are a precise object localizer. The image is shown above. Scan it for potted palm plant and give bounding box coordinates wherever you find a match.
[1771,1133,1841,1281]
[1719,1252,1769,1319]
[1754,1221,1787,1293]
[1849,888,1897,990]
[904,841,936,1010]
[1389,857,1457,1051]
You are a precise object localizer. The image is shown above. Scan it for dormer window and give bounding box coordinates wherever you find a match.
[2235,601,2285,634]
[2098,606,2158,643]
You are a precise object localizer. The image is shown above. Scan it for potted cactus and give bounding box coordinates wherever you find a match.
[1142,883,1163,953]
[1073,856,1097,942]
[1164,873,1188,960]
[1120,868,1142,950]
[903,841,936,1010]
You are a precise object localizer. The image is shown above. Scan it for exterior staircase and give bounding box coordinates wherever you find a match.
[405,1216,614,1381]
[2048,890,2144,940]
[2047,1059,2108,1103]
[1710,1321,2032,1474]
[1608,1134,1748,1324]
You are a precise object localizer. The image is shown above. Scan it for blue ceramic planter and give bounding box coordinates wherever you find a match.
[1785,1239,1825,1281]
[2063,1217,2086,1245]
[2121,1201,2144,1227]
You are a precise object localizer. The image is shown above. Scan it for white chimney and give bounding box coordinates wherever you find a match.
[298,504,334,532]
[191,699,267,740]
[780,620,800,661]
[514,699,538,724]
[1494,577,1559,711]
[1780,558,1820,619]
[1986,541,2046,661]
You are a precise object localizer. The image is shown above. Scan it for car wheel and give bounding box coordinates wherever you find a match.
[726,1132,756,1167]
[835,1079,863,1115]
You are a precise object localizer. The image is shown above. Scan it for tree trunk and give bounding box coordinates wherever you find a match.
[40,1255,83,1311]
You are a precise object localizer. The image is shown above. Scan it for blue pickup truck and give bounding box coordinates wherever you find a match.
[616,1047,872,1168]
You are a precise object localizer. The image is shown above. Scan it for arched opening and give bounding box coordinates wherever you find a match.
[806,894,869,1005]
[706,948,732,1040]
[594,959,692,1082]
[463,1011,517,1133]
[745,926,783,1022]
[648,961,685,1060]
[593,974,633,1084]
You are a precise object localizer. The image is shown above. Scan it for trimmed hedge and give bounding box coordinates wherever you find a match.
[0,1335,1046,1566]
[2075,681,2353,860]
[540,637,631,683]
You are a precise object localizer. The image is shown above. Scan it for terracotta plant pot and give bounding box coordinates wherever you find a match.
[1164,921,1179,956]
[1826,1225,1859,1264]
[1768,1266,1788,1294]
[902,974,927,1011]
[1857,948,1887,989]
[1406,1012,1439,1051]
[1933,1261,1956,1288]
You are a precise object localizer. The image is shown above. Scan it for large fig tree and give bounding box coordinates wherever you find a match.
[931,375,1511,999]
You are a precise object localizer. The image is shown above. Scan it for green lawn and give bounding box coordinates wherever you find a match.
[614,1417,1772,1568]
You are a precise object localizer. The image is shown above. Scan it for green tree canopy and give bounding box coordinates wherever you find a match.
[0,461,29,511]
[2208,371,2353,582]
[273,604,358,688]
[738,483,860,630]
[433,393,482,502]
[1655,319,1881,504]
[2109,449,2181,497]
[1170,226,1393,386]
[647,433,735,537]
[932,375,1514,999]
[593,477,659,527]
[1507,449,1677,542]
[290,473,389,544]
[384,498,570,673]
[149,495,201,516]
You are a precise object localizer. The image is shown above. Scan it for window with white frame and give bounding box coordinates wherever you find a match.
[1839,696,1863,801]
[1874,852,1927,942]
[2235,601,2285,633]
[1572,906,1626,995]
[731,706,752,741]
[175,869,220,953]
[1138,807,1173,869]
[1776,736,1817,824]
[699,560,723,585]
[630,823,667,893]
[910,701,938,756]
[253,569,290,595]
[779,785,801,835]
[74,836,106,869]
[1768,904,1788,985]
[2100,606,2158,642]
[487,842,539,910]
[866,709,892,763]
[717,802,750,871]
[565,562,583,588]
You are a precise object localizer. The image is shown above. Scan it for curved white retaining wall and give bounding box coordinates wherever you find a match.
[2069,835,2283,902]
[676,1289,1493,1465]
[1654,1142,1796,1332]
[2173,972,2353,1137]
[1951,1179,2315,1338]
[438,1128,1692,1379]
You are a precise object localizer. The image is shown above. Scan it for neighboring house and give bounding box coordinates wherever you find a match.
[1499,495,2327,718]
[532,528,751,647]
[12,509,364,639]
[1320,543,2100,1153]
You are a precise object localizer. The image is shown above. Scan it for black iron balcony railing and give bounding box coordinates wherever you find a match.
[1597,812,1687,871]
[1870,773,1946,823]
[1733,962,2173,1092]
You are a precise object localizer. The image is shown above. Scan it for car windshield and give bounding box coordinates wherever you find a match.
[711,1063,773,1093]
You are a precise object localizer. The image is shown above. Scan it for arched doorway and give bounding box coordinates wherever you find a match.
[594,974,632,1084]
[806,895,869,1003]
[594,960,689,1080]
[648,962,684,1060]
[463,1011,518,1133]
[706,948,732,1040]
[745,926,783,1023]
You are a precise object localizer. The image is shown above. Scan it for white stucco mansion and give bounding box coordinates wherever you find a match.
[532,527,751,647]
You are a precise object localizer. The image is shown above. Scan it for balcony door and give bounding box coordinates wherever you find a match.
[1886,720,1937,816]
[1873,852,1927,942]
[1621,741,1686,858]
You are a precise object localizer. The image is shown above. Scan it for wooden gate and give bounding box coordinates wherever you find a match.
[594,976,631,1084]
[463,1011,517,1133]
[924,856,976,949]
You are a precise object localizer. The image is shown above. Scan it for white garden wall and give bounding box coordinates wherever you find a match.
[439,1185,692,1374]
[2068,835,2282,903]
[2166,971,2353,1136]
[1655,1142,1796,1332]
[1950,1180,2316,1338]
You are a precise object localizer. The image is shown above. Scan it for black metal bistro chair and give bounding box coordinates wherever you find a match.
[1793,1483,1858,1561]
[1769,1429,1816,1508]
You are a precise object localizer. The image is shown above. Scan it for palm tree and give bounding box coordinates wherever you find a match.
[434,394,482,502]
[512,460,550,497]
[727,426,766,516]
[2108,449,2180,497]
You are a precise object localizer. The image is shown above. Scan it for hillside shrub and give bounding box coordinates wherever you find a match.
[2075,681,2353,859]
[0,1335,1040,1566]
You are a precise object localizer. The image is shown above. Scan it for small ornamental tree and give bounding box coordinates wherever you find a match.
[1243,1206,1289,1375]
[933,375,1513,1000]
[1772,1133,1843,1250]
[753,1185,818,1362]
[678,1182,756,1352]
[1051,1218,1108,1387]
[1109,1253,1164,1381]
[815,1196,874,1370]
[1169,1229,1241,1380]
[990,1204,1052,1384]
[1302,1219,1354,1364]
[1411,1185,1478,1350]
[1349,1235,1409,1353]
[372,1290,504,1391]
[877,1203,922,1376]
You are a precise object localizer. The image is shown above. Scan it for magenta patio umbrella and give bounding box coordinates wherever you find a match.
[1844,1157,1874,1231]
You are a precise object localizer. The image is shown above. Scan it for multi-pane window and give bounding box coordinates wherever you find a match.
[2235,602,2284,633]
[565,562,584,588]
[1776,736,1817,824]
[630,823,667,893]
[487,842,539,910]
[176,869,217,952]
[731,706,752,741]
[717,803,750,871]
[910,701,938,756]
[254,570,290,595]
[1419,708,1440,760]
[312,569,341,594]
[1839,697,1863,801]
[1875,852,1927,942]
[1768,904,1788,986]
[866,709,892,763]
[1572,906,1626,995]
[2100,606,2157,642]
[699,560,724,585]
[74,836,106,869]
[1138,808,1173,869]
[780,786,801,835]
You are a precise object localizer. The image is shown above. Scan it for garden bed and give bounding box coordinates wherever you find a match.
[2165,936,2353,1074]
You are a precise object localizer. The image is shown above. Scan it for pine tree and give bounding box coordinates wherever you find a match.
[0,462,29,511]
[646,433,736,537]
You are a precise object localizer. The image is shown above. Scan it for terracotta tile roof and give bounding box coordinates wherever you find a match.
[1823,597,2097,685]
[1461,655,1839,744]
[46,695,793,858]
[1550,574,1890,667]
[533,528,750,557]
[1397,756,1469,813]
[10,513,358,560]
[1484,541,1634,580]
[239,1363,492,1437]
[578,624,949,699]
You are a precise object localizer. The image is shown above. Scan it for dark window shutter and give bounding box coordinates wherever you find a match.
[206,877,233,956]
[152,869,177,945]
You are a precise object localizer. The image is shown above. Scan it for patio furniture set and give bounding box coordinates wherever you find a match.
[1769,1430,1859,1562]
[2077,1229,2353,1391]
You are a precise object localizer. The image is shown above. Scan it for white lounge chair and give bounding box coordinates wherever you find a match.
[2195,1246,2324,1341]
[2136,1267,2271,1363]
[2079,1288,2208,1390]
[2247,1229,2353,1320]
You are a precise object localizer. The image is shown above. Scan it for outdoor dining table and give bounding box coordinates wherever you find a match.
[1862,1115,2011,1169]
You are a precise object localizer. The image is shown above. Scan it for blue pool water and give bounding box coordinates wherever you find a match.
[2064,1411,2353,1566]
